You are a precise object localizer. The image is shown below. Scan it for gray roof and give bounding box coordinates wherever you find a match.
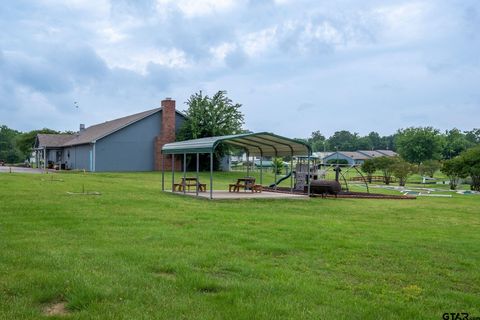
[36,107,186,148]
[64,108,161,146]
[162,132,311,157]
[324,150,398,161]
[357,150,386,158]
[36,134,75,148]
[338,151,371,160]
[376,150,398,157]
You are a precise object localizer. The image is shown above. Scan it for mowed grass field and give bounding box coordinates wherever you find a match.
[0,171,479,319]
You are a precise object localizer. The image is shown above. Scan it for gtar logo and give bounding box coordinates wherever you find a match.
[442,313,469,320]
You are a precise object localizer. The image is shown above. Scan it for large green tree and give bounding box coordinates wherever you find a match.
[419,160,441,178]
[373,156,398,185]
[179,90,245,170]
[361,159,376,183]
[441,128,474,159]
[460,146,480,191]
[327,130,359,151]
[307,130,326,152]
[465,128,480,144]
[366,131,385,150]
[395,127,442,164]
[441,157,466,190]
[0,125,23,163]
[16,128,59,158]
[391,158,416,186]
[179,90,244,140]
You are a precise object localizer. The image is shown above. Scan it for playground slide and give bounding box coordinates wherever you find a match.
[269,172,292,188]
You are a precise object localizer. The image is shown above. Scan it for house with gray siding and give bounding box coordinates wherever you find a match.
[34,98,185,172]
[323,150,398,165]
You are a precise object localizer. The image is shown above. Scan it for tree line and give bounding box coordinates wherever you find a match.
[303,127,480,191]
[304,127,480,161]
[0,125,71,164]
[358,146,480,191]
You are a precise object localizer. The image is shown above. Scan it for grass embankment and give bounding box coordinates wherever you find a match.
[0,172,479,319]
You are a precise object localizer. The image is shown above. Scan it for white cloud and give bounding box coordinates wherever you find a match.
[209,42,237,61]
[241,26,277,56]
[100,27,127,43]
[156,0,238,18]
[39,0,110,16]
[371,2,430,43]
[98,47,189,74]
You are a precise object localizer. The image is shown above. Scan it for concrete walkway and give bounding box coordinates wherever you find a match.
[168,190,309,200]
[0,166,54,174]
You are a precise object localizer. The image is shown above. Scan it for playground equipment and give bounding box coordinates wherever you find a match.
[309,180,342,197]
[268,171,292,188]
[293,156,319,191]
[296,159,369,194]
[267,156,370,195]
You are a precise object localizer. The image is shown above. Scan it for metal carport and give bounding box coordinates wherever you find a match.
[161,132,312,199]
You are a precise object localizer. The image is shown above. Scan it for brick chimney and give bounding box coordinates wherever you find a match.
[155,98,181,171]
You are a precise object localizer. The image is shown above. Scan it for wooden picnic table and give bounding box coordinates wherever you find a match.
[174,177,206,192]
[229,177,262,193]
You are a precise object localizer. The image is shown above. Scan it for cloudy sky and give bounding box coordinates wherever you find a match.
[1,0,479,138]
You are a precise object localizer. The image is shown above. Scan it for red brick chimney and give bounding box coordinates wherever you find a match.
[155,98,181,171]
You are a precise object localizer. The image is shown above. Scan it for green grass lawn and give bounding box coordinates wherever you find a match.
[1,171,479,319]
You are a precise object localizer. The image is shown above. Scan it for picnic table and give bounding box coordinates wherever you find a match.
[229,177,262,193]
[173,177,206,192]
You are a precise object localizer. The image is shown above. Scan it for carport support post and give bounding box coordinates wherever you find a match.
[209,151,213,200]
[307,155,311,196]
[161,153,165,191]
[171,155,175,192]
[274,152,278,190]
[196,153,199,197]
[183,153,186,194]
[290,151,294,193]
[260,152,263,185]
[246,151,249,177]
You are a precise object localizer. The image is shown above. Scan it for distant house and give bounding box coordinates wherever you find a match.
[357,150,387,158]
[312,152,333,162]
[34,98,186,172]
[376,150,398,157]
[323,150,398,165]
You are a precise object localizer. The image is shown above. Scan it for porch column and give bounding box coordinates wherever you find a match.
[43,147,47,172]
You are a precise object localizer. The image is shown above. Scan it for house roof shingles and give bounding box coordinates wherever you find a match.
[357,150,386,158]
[376,150,398,157]
[338,151,371,160]
[64,108,161,146]
[36,134,75,148]
[36,107,172,148]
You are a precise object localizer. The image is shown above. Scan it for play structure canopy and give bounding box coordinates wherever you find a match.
[161,132,313,199]
[161,132,311,156]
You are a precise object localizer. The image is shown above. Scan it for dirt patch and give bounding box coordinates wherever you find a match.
[43,301,69,316]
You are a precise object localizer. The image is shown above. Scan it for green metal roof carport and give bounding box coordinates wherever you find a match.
[161,132,313,199]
